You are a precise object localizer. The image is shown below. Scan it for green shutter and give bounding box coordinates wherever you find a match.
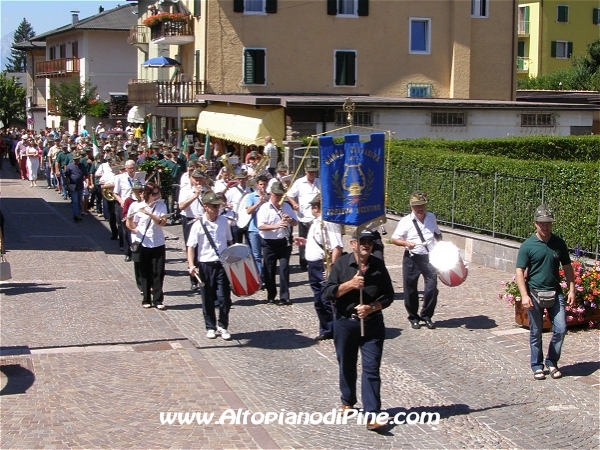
[346,52,356,85]
[335,51,344,85]
[557,5,568,22]
[255,50,266,84]
[594,8,599,25]
[234,0,244,13]
[551,41,557,57]
[266,0,277,13]
[193,0,201,17]
[567,42,573,58]
[357,0,369,16]
[244,50,254,84]
[518,41,525,57]
[327,0,337,15]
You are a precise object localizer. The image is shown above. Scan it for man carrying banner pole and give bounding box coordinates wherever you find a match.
[319,132,394,430]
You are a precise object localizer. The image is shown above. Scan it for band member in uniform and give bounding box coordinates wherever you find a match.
[187,191,233,340]
[286,158,321,270]
[98,157,120,241]
[128,182,168,310]
[245,175,269,283]
[267,162,290,193]
[178,168,208,290]
[179,160,200,191]
[256,181,298,305]
[213,166,233,194]
[390,192,442,330]
[113,160,137,256]
[225,169,252,244]
[302,194,343,340]
[125,180,145,289]
[323,230,394,431]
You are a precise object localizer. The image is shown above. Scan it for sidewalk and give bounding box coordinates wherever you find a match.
[1,162,598,449]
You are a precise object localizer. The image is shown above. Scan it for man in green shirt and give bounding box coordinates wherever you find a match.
[515,205,576,380]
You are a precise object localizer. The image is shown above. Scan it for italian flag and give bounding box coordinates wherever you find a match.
[146,120,152,146]
[92,133,100,156]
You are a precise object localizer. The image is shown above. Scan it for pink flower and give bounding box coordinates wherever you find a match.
[515,297,521,302]
[567,316,574,322]
[501,281,506,287]
[560,282,567,289]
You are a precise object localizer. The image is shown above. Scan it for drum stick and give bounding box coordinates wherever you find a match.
[194,273,205,287]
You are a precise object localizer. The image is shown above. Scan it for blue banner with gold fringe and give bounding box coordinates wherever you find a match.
[319,133,385,226]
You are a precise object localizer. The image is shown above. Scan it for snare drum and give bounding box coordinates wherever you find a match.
[220,244,261,296]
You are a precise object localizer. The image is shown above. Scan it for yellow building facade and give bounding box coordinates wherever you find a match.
[517,0,600,78]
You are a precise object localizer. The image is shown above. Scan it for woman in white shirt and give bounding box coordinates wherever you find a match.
[127,182,168,309]
[26,138,41,187]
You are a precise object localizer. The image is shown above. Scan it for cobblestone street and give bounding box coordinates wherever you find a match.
[1,164,599,449]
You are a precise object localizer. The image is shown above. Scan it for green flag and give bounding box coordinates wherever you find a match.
[146,120,152,146]
[92,133,100,156]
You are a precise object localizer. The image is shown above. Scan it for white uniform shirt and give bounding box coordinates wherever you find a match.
[113,173,135,199]
[264,143,278,169]
[98,166,116,185]
[180,172,191,190]
[178,184,205,218]
[131,201,168,248]
[187,215,232,262]
[305,216,344,262]
[213,178,229,194]
[226,184,252,219]
[286,176,321,223]
[256,202,298,240]
[391,211,441,255]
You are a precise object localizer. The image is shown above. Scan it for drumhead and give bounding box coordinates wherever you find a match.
[235,193,253,229]
[220,244,251,264]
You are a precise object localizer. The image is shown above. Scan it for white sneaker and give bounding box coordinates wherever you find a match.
[217,326,232,340]
[206,329,217,339]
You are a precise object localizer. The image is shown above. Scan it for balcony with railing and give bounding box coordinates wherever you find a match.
[128,79,203,105]
[36,58,80,78]
[46,98,59,115]
[518,20,530,35]
[517,57,530,72]
[128,25,149,45]
[149,18,194,45]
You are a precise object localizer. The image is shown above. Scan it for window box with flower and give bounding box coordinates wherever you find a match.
[499,259,600,329]
[142,12,189,28]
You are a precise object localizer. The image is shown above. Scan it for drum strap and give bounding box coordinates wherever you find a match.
[412,219,428,252]
[200,220,221,259]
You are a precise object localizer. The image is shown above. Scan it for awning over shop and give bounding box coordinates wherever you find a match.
[127,106,146,124]
[196,104,285,146]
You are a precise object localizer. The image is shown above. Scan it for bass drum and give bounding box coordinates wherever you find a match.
[235,192,253,229]
[220,244,261,297]
[428,241,468,287]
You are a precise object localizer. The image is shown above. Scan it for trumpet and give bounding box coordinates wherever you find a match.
[247,154,270,188]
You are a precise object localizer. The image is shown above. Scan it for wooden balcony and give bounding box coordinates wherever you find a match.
[149,18,194,45]
[128,25,149,45]
[36,58,80,78]
[128,80,203,105]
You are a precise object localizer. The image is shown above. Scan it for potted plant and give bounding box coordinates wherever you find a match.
[499,259,600,329]
[142,12,188,27]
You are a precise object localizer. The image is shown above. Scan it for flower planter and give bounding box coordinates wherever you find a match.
[515,300,600,330]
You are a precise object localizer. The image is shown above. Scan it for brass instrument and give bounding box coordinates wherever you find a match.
[247,153,270,188]
[102,184,116,201]
[218,153,236,175]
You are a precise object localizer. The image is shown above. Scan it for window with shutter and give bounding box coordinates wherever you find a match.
[557,5,568,23]
[553,40,570,58]
[327,0,368,17]
[193,0,201,17]
[593,8,600,25]
[334,50,356,86]
[243,49,266,85]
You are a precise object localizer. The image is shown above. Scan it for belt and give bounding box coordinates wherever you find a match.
[336,311,382,322]
[404,250,429,258]
[264,238,288,245]
[200,260,222,267]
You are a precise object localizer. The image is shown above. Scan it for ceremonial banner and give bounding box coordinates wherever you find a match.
[319,133,385,226]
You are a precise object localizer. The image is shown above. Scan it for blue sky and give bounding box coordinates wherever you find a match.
[1,0,126,37]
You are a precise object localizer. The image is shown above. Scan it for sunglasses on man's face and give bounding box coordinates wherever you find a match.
[359,239,374,245]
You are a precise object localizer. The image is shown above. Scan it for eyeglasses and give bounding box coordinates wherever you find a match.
[150,191,160,197]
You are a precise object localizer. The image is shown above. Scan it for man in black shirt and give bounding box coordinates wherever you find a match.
[64,151,89,222]
[323,230,394,431]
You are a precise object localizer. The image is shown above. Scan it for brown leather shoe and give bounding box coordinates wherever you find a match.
[366,418,387,431]
[340,404,354,412]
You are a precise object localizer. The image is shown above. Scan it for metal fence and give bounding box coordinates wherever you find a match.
[388,165,600,259]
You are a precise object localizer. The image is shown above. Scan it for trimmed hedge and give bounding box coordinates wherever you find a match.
[387,143,600,256]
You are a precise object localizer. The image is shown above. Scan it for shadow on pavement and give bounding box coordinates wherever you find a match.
[0,283,66,296]
[385,327,402,340]
[433,315,498,330]
[0,365,35,396]
[560,360,600,377]
[217,328,315,350]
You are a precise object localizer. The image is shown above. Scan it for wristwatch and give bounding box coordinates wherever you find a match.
[370,302,377,312]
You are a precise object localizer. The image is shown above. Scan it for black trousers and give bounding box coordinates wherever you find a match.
[308,260,333,336]
[262,238,292,301]
[106,200,119,240]
[198,261,231,330]
[182,216,199,286]
[297,221,310,269]
[402,253,438,321]
[139,245,166,306]
[114,203,125,248]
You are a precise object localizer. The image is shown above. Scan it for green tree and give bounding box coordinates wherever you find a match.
[49,78,97,132]
[518,36,600,91]
[0,72,26,126]
[5,18,36,72]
